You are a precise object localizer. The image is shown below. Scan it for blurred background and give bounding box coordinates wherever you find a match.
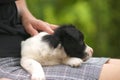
[26,0,120,58]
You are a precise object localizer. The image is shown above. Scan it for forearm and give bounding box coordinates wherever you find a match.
[15,0,35,19]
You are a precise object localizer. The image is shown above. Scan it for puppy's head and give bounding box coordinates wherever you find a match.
[43,24,93,61]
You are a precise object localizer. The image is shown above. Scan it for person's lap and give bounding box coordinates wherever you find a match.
[1,57,119,80]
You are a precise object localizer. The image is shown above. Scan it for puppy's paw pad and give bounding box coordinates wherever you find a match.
[68,58,83,67]
[31,76,45,80]
[31,74,46,80]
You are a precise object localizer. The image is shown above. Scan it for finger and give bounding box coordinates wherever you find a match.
[42,26,54,34]
[43,21,58,30]
[37,21,54,34]
[25,24,39,36]
[50,24,58,30]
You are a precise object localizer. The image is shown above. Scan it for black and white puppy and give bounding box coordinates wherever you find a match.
[20,25,93,80]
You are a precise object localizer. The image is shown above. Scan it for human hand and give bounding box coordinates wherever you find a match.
[16,0,57,36]
[22,16,57,36]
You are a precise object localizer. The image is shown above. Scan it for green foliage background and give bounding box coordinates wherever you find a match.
[26,0,120,58]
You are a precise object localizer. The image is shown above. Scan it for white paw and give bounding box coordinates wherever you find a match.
[31,73,46,80]
[67,58,83,67]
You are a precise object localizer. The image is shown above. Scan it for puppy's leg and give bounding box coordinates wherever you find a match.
[20,57,45,80]
[62,57,83,67]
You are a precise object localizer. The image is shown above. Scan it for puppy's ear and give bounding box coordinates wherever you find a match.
[42,35,60,48]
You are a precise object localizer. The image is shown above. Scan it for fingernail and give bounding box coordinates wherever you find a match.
[50,30,54,34]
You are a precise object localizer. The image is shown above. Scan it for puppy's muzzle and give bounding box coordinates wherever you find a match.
[83,45,93,61]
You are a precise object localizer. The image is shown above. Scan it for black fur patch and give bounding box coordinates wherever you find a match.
[42,35,60,48]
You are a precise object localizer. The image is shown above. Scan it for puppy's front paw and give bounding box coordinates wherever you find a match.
[31,73,46,80]
[66,58,83,67]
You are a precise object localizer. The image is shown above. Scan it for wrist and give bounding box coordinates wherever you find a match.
[16,0,36,21]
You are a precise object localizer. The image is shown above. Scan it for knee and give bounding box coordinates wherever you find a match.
[99,64,120,80]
